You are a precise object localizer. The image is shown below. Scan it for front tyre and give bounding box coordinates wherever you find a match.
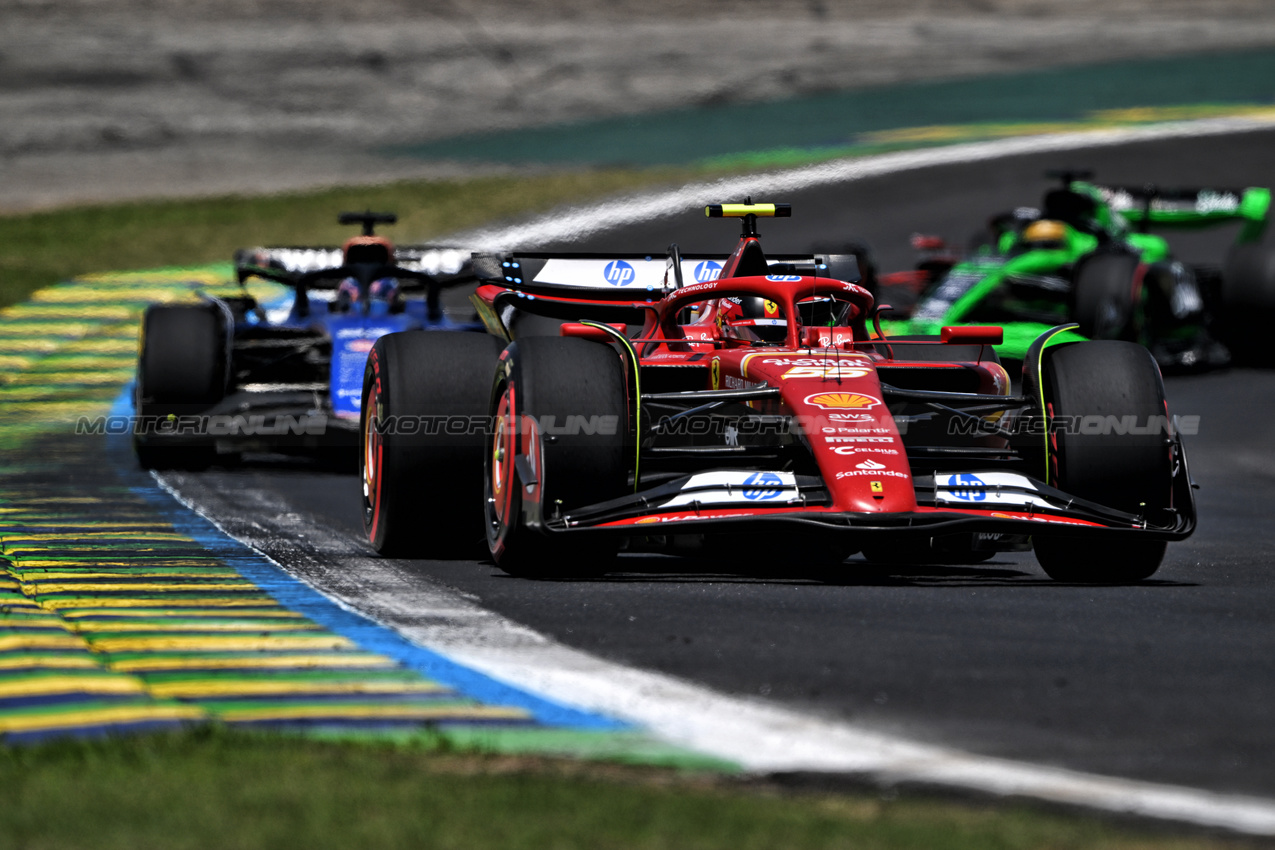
[1033,340,1173,583]
[485,337,629,578]
[1072,252,1139,341]
[361,331,503,557]
[1033,537,1166,584]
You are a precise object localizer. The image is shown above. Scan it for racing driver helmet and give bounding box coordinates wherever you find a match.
[1018,219,1068,249]
[733,295,787,343]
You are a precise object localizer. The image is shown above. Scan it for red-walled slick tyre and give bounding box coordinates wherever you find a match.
[484,337,629,578]
[361,331,503,557]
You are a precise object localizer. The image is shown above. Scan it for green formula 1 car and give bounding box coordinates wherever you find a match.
[879,171,1275,369]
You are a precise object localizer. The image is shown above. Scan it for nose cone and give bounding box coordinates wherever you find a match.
[783,382,916,514]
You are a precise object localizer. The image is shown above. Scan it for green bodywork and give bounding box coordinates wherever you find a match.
[887,182,1272,362]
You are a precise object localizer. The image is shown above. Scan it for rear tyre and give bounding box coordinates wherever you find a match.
[361,331,503,557]
[1033,340,1173,582]
[485,337,629,578]
[134,303,229,470]
[1072,252,1139,341]
[1220,243,1275,364]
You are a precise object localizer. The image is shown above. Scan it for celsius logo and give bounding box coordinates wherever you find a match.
[742,472,785,500]
[603,260,636,286]
[694,261,723,283]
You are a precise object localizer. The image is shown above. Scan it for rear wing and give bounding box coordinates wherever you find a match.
[1087,183,1271,242]
[233,245,475,288]
[471,251,861,299]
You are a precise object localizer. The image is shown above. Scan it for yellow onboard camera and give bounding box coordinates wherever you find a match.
[705,203,792,218]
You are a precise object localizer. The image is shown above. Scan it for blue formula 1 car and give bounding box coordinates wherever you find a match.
[133,212,482,469]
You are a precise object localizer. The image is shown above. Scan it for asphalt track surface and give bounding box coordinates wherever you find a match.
[185,129,1275,799]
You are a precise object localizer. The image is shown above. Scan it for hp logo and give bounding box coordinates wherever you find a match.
[742,472,785,501]
[603,260,635,286]
[948,473,987,501]
[694,261,723,283]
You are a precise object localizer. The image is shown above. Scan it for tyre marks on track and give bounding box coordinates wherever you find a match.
[159,462,1275,837]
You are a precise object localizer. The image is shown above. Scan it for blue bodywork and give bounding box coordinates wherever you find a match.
[234,275,483,422]
[217,231,488,453]
[137,214,486,461]
[327,312,417,418]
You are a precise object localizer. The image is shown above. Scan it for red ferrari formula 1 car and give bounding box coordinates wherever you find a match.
[360,203,1196,582]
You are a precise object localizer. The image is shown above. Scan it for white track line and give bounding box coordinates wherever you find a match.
[160,470,1275,836]
[443,633,1275,836]
[456,114,1275,250]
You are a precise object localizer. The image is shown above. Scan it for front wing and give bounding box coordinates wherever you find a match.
[133,390,359,454]
[539,465,1196,543]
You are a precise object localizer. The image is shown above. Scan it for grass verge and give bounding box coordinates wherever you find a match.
[0,168,699,310]
[0,728,1259,850]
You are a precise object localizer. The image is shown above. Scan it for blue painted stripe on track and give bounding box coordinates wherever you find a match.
[107,385,628,731]
[0,694,153,710]
[4,719,194,744]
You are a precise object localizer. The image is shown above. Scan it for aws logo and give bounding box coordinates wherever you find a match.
[804,392,881,410]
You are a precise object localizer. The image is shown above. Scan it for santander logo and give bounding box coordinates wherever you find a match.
[855,459,886,470]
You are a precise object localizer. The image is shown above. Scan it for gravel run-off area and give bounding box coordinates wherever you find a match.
[4,0,1275,210]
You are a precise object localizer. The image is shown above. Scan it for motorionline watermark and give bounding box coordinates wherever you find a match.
[373,414,621,436]
[74,412,1200,439]
[649,414,1201,438]
[948,414,1200,437]
[73,413,624,438]
[77,414,330,437]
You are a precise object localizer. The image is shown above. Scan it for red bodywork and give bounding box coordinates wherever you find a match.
[469,228,1192,545]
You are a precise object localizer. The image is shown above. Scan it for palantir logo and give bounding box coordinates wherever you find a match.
[742,472,785,501]
[694,261,723,283]
[948,473,987,501]
[603,260,636,286]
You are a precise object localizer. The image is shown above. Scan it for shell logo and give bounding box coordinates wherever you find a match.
[804,392,881,410]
